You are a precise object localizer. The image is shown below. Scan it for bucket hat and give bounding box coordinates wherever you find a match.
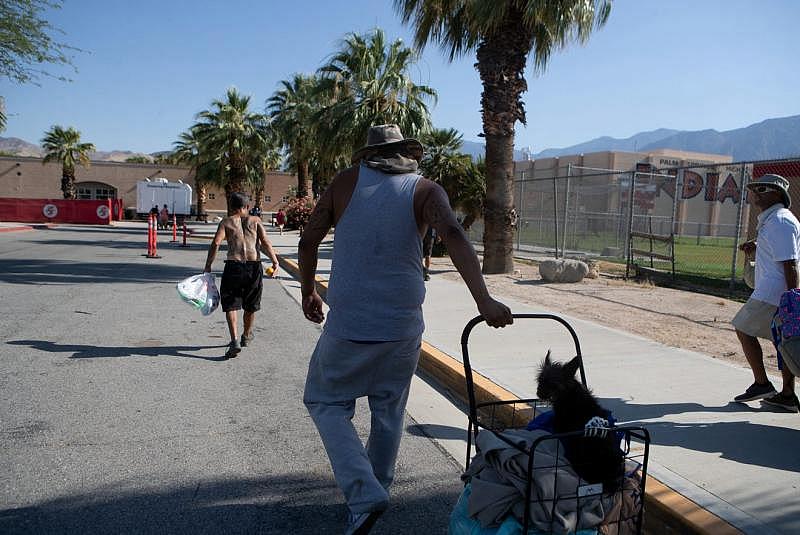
[351,124,424,165]
[747,173,791,208]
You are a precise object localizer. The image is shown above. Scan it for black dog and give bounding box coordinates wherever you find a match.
[536,351,623,492]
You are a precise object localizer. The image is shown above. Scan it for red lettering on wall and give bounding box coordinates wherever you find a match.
[682,171,703,199]
[717,173,740,204]
[705,172,719,201]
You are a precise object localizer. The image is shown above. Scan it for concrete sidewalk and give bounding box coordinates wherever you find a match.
[251,225,798,535]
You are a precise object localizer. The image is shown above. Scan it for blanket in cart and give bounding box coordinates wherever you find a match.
[461,429,616,533]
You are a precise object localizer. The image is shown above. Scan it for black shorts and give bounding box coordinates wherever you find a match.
[220,261,263,312]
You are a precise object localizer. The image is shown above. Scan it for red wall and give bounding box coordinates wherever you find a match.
[0,198,123,224]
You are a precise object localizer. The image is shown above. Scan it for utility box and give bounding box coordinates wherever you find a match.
[136,178,193,217]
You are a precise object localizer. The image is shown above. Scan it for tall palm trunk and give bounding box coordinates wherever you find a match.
[297,160,310,198]
[253,166,266,209]
[476,14,530,274]
[61,165,76,199]
[196,179,207,221]
[227,151,247,213]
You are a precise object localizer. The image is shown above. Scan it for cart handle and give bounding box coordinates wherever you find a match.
[460,313,587,442]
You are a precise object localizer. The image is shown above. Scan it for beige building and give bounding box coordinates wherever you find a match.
[0,156,297,217]
[513,149,742,237]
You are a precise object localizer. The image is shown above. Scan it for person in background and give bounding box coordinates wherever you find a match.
[421,225,436,281]
[159,204,169,230]
[732,174,799,412]
[275,208,286,236]
[204,192,279,358]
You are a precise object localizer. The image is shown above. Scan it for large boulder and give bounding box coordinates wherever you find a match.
[539,258,590,283]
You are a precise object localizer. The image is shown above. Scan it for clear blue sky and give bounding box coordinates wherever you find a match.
[3,0,799,154]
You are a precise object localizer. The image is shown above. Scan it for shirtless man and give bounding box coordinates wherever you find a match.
[204,192,279,358]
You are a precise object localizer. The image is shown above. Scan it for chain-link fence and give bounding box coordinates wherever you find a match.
[469,157,800,292]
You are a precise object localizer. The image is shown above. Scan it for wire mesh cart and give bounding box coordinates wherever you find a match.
[458,313,651,535]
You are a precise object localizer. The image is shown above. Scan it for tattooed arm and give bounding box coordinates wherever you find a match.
[418,180,513,328]
[297,182,335,323]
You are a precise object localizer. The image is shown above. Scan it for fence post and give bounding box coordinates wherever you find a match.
[562,163,571,258]
[516,171,524,253]
[729,163,749,293]
[553,165,559,259]
[625,171,637,278]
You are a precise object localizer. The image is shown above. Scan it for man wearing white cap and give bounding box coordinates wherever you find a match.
[732,174,799,412]
[299,124,513,534]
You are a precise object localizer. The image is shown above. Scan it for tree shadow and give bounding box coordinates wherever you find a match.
[21,238,155,250]
[8,340,230,361]
[0,259,202,285]
[0,473,460,534]
[406,423,466,442]
[598,397,800,473]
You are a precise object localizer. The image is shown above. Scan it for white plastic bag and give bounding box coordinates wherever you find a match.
[176,273,220,316]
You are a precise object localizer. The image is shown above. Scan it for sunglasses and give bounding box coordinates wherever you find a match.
[750,185,778,194]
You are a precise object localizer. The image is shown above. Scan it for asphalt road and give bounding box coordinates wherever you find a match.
[0,225,463,534]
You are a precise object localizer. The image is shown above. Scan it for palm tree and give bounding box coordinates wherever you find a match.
[395,0,612,273]
[172,127,215,220]
[316,28,436,158]
[420,127,485,230]
[267,74,319,198]
[194,87,269,212]
[41,125,96,199]
[248,134,283,209]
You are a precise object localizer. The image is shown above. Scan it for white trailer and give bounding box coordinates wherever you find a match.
[136,178,193,217]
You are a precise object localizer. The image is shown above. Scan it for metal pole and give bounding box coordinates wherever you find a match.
[517,171,524,252]
[729,163,749,293]
[553,171,559,259]
[562,163,572,258]
[625,171,637,278]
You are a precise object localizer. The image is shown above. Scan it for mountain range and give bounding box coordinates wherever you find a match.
[3,114,799,163]
[459,114,800,162]
[0,137,154,162]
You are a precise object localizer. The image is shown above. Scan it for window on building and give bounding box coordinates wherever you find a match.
[75,182,117,200]
[265,195,271,202]
[208,193,216,199]
[282,195,290,202]
[95,188,114,200]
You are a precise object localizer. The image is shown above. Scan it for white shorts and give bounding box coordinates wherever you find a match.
[731,298,776,340]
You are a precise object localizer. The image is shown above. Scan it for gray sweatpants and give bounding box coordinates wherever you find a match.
[303,332,422,514]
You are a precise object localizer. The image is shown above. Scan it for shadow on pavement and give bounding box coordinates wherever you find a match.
[406,423,466,442]
[0,259,201,285]
[21,238,158,250]
[0,473,459,534]
[601,397,800,473]
[8,340,229,361]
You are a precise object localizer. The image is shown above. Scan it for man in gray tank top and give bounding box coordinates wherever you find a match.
[299,125,513,534]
